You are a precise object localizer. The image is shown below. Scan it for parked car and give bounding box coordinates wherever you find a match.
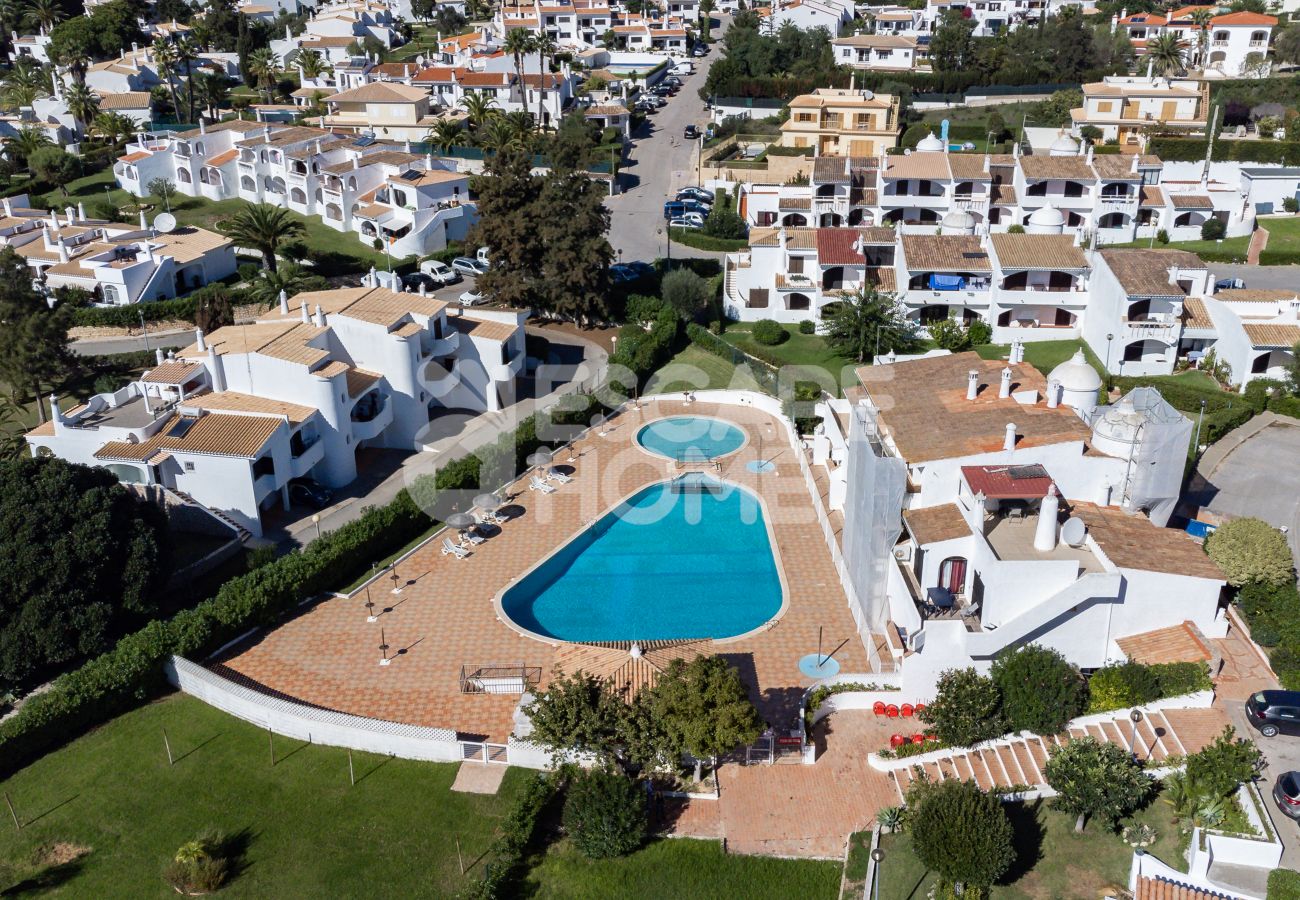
[624,261,655,278]
[402,272,440,293]
[610,264,638,283]
[669,213,705,229]
[458,289,486,306]
[476,246,491,268]
[289,479,333,509]
[1215,277,1246,291]
[679,199,710,216]
[664,200,687,219]
[451,256,488,277]
[1274,771,1300,820]
[683,124,699,140]
[419,258,462,285]
[665,76,683,87]
[677,186,713,204]
[1245,690,1300,737]
[692,46,707,57]
[642,94,666,108]
[654,84,675,96]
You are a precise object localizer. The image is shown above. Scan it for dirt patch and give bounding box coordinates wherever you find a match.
[528,319,620,353]
[35,841,91,866]
[70,320,192,340]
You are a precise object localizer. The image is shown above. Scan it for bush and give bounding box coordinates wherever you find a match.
[798,319,815,334]
[907,778,1015,889]
[990,645,1087,734]
[623,294,667,325]
[71,295,199,328]
[1285,197,1299,214]
[661,268,711,321]
[784,379,823,435]
[162,830,238,895]
[562,769,647,859]
[1206,517,1295,586]
[668,227,748,252]
[1157,229,1170,244]
[1184,726,1263,799]
[1086,662,1162,713]
[1270,868,1300,900]
[1201,218,1227,241]
[463,770,563,899]
[920,668,1004,748]
[751,319,787,346]
[967,319,992,346]
[927,316,970,352]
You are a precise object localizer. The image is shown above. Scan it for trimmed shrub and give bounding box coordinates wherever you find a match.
[906,778,1015,889]
[562,769,647,859]
[919,668,1004,748]
[1087,662,1163,713]
[798,319,815,335]
[624,293,668,325]
[990,645,1087,734]
[72,296,199,328]
[751,318,787,346]
[1200,218,1227,241]
[1206,518,1295,587]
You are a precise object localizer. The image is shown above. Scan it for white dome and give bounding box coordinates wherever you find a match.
[1049,134,1079,156]
[1049,349,1103,393]
[941,210,975,232]
[1026,205,1065,234]
[916,131,944,152]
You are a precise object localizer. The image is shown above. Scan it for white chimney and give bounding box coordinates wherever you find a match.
[50,394,65,435]
[300,301,310,323]
[1003,422,1017,452]
[999,367,1012,398]
[418,281,427,296]
[76,202,85,220]
[140,382,152,414]
[65,205,75,225]
[279,289,289,315]
[966,369,979,401]
[56,239,69,263]
[155,348,165,365]
[209,348,227,392]
[1046,378,1062,408]
[1,198,10,215]
[1034,484,1060,551]
[199,119,207,135]
[139,209,148,229]
[195,328,207,352]
[313,304,326,327]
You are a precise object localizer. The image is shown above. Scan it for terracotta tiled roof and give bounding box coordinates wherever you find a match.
[989,234,1088,271]
[1091,154,1142,180]
[1134,875,1237,900]
[1098,249,1203,297]
[551,639,710,699]
[182,390,317,426]
[833,34,915,48]
[93,411,282,461]
[327,82,430,103]
[141,360,204,385]
[1243,322,1300,348]
[903,503,969,545]
[275,285,448,330]
[855,352,1093,462]
[961,463,1054,499]
[1019,155,1096,181]
[884,152,951,180]
[1116,621,1213,665]
[1072,502,1224,581]
[95,91,152,110]
[205,149,239,167]
[990,183,1017,205]
[345,368,382,398]
[815,228,866,266]
[1140,185,1166,207]
[1181,297,1215,331]
[946,153,993,182]
[1208,10,1276,25]
[900,235,990,273]
[449,314,517,343]
[118,151,151,163]
[180,321,330,368]
[1170,193,1213,209]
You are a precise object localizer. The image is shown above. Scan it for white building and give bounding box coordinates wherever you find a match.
[832,34,928,72]
[1115,7,1276,79]
[763,0,854,34]
[868,0,1084,41]
[25,286,528,536]
[270,0,399,66]
[1197,288,1300,389]
[113,121,476,258]
[8,29,51,65]
[817,350,1225,699]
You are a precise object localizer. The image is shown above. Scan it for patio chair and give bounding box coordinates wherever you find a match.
[459,529,486,547]
[546,467,573,485]
[477,510,507,527]
[529,475,556,494]
[886,704,900,718]
[873,701,887,716]
[960,603,981,619]
[901,703,915,718]
[441,537,470,559]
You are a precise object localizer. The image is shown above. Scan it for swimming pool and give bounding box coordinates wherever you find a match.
[499,477,783,642]
[637,416,746,462]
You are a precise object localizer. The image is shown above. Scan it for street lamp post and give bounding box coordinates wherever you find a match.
[870,847,886,900]
[1129,708,1144,760]
[1193,398,1207,454]
[1105,332,1115,378]
[139,309,151,353]
[311,513,321,540]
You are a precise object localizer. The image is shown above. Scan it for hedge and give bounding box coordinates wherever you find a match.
[1236,580,1300,691]
[1147,135,1300,166]
[668,227,748,252]
[461,769,566,899]
[1087,661,1213,713]
[1269,868,1300,900]
[73,296,199,328]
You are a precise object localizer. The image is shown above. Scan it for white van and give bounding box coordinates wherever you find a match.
[671,61,693,76]
[419,259,461,285]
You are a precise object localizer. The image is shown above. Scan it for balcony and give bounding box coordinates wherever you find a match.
[1249,39,1268,48]
[1121,315,1180,342]
[289,435,324,478]
[349,393,392,441]
[776,273,817,291]
[492,352,525,383]
[423,330,460,357]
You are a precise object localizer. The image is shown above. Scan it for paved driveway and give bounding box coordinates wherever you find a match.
[606,22,730,265]
[1211,263,1300,292]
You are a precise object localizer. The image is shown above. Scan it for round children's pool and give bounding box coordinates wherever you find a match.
[636,416,746,463]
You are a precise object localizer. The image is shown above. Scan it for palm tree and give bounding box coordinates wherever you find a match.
[296,48,329,80]
[63,80,99,135]
[218,203,305,273]
[1,58,48,108]
[194,71,229,121]
[533,31,556,129]
[1189,8,1213,68]
[246,261,319,305]
[819,284,917,363]
[174,35,200,123]
[460,90,499,132]
[1145,32,1188,77]
[91,110,137,146]
[426,118,464,153]
[699,0,716,38]
[503,28,534,125]
[480,117,520,154]
[152,38,184,124]
[2,125,52,165]
[247,47,280,104]
[505,109,534,147]
[50,36,89,84]
[22,0,61,32]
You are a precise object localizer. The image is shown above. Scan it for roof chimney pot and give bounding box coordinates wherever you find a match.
[1003,422,1017,452]
[966,369,979,401]
[999,367,1013,399]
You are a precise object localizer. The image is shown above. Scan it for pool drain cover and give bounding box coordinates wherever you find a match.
[746,460,776,474]
[798,653,840,679]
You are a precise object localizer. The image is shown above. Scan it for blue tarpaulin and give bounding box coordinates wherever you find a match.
[929,274,965,291]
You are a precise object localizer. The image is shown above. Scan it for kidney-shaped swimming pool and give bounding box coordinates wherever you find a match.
[499,476,783,642]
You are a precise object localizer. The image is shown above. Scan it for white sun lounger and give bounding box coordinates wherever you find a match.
[529,475,556,494]
[546,467,573,484]
[477,510,506,527]
[460,529,486,546]
[441,537,470,558]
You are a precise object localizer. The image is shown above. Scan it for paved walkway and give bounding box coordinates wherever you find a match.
[220,400,876,741]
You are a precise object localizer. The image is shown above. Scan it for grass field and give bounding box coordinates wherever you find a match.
[877,797,1184,900]
[975,338,1104,376]
[524,836,842,900]
[0,694,522,897]
[719,322,859,394]
[1104,234,1251,262]
[646,343,753,393]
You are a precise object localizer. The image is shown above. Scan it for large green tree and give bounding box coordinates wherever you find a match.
[1044,736,1154,832]
[929,10,976,72]
[519,669,627,768]
[1205,517,1293,587]
[562,769,648,859]
[218,203,305,273]
[648,655,763,781]
[534,168,612,325]
[919,667,1005,748]
[0,456,168,691]
[819,284,916,363]
[990,644,1087,735]
[0,247,72,423]
[907,778,1016,890]
[472,150,544,308]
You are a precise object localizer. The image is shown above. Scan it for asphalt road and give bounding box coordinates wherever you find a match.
[73,330,193,356]
[1226,699,1300,872]
[606,23,730,265]
[1210,263,1300,292]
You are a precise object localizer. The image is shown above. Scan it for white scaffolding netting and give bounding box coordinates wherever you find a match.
[1094,386,1192,528]
[842,401,908,633]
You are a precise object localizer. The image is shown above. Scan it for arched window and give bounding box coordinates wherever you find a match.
[290,187,306,203]
[101,284,119,303]
[1098,212,1128,228]
[240,175,255,191]
[787,293,811,310]
[781,213,807,227]
[1251,30,1267,42]
[177,168,191,183]
[195,141,205,155]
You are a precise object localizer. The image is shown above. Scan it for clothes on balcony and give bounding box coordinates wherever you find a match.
[928,274,965,291]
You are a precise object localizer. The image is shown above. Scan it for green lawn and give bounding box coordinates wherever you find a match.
[0,694,522,897]
[877,798,1184,900]
[1258,214,1300,254]
[524,837,842,900]
[975,338,1104,377]
[1103,234,1251,263]
[719,323,859,395]
[646,344,754,393]
[42,170,406,274]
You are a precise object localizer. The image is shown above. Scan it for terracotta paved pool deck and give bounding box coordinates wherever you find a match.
[220,400,875,742]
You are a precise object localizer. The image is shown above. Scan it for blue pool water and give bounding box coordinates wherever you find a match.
[637,416,746,461]
[500,478,782,641]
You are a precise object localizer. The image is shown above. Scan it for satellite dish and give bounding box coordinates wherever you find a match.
[1061,517,1087,548]
[152,212,177,234]
[416,54,425,65]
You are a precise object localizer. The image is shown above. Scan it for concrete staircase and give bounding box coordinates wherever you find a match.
[885,706,1204,803]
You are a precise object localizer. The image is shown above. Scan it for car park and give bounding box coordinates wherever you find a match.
[289,479,333,509]
[451,256,488,277]
[418,259,461,284]
[1245,690,1300,737]
[669,213,705,229]
[459,289,486,306]
[1274,771,1300,820]
[677,186,713,204]
[683,125,699,140]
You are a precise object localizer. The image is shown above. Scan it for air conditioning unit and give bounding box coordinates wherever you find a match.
[893,544,913,562]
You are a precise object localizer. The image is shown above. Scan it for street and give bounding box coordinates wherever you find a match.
[606,21,730,265]
[1209,263,1300,292]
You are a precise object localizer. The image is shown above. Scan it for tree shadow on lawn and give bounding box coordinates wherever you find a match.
[996,799,1047,887]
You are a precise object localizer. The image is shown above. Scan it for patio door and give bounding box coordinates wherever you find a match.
[939,557,967,595]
